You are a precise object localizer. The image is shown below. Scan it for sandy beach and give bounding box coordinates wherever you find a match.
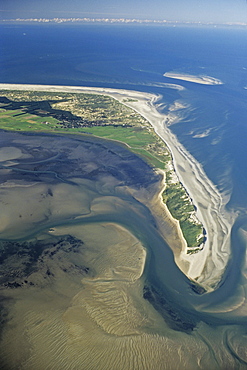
[0,83,235,289]
[117,90,235,289]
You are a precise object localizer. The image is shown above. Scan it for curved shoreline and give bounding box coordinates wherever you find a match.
[119,91,236,289]
[0,83,235,289]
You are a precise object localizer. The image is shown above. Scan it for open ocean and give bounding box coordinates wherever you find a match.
[1,23,247,212]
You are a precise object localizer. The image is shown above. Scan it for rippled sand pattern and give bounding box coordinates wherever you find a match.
[1,223,211,370]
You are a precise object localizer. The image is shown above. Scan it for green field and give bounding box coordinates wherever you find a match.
[0,108,60,131]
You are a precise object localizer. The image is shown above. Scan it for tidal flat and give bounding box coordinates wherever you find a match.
[0,130,247,369]
[0,130,183,369]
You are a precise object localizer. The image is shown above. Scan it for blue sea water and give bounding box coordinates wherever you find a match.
[1,23,247,212]
[2,23,247,368]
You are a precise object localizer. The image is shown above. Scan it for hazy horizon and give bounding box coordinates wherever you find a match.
[1,0,247,24]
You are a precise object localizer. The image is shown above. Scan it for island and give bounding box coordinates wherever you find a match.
[0,84,234,290]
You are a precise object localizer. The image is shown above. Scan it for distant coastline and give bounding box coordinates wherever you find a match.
[1,17,247,28]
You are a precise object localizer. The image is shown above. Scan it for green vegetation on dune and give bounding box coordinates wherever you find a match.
[0,89,205,253]
[163,183,205,250]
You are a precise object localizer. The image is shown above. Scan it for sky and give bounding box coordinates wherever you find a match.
[1,0,247,24]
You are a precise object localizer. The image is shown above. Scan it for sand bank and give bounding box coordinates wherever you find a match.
[164,72,223,85]
[0,222,211,370]
[0,83,234,289]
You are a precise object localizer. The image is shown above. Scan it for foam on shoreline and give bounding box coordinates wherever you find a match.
[0,83,235,289]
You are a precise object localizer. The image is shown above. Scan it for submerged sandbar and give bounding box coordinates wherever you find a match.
[164,72,223,85]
